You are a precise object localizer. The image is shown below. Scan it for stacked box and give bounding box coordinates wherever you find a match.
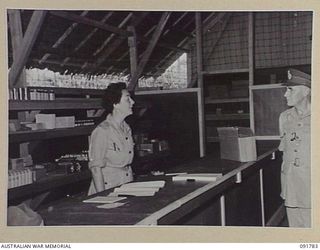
[55,116,75,128]
[35,114,56,129]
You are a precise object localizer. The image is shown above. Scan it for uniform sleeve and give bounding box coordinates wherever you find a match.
[278,112,285,151]
[88,127,108,168]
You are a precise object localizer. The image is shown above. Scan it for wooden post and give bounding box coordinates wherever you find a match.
[248,12,255,133]
[8,10,26,87]
[128,12,170,91]
[195,12,206,157]
[128,25,138,88]
[186,49,193,87]
[8,10,47,88]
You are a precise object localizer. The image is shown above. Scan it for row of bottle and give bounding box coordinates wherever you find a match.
[75,119,95,127]
[8,168,33,189]
[9,87,56,101]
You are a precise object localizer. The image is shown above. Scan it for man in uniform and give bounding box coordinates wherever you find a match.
[279,68,311,227]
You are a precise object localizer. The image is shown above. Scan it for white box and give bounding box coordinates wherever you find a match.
[36,114,56,129]
[217,127,257,162]
[55,116,75,128]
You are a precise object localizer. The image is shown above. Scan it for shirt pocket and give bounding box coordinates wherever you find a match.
[105,146,128,167]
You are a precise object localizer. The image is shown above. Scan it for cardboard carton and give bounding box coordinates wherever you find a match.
[217,127,257,162]
[35,114,56,129]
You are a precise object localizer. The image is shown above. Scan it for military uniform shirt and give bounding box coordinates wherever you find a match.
[87,114,134,195]
[279,107,311,208]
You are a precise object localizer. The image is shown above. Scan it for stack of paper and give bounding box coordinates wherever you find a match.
[110,180,165,197]
[172,173,222,182]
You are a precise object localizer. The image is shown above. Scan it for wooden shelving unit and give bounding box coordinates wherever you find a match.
[201,68,249,75]
[8,170,91,202]
[205,113,250,121]
[202,71,250,146]
[205,97,249,104]
[9,99,102,111]
[9,125,95,143]
[8,94,101,204]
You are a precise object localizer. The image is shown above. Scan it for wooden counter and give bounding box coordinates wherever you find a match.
[40,141,283,226]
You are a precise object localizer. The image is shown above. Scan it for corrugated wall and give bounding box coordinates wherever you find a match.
[191,11,312,83]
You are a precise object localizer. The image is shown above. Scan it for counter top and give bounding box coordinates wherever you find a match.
[40,141,279,226]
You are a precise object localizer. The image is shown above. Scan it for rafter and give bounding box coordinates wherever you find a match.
[49,11,132,37]
[91,12,148,71]
[9,10,47,88]
[93,13,132,57]
[128,12,171,91]
[61,12,114,67]
[148,32,191,77]
[105,13,190,77]
[8,9,26,87]
[138,36,189,53]
[39,11,89,64]
[81,13,133,72]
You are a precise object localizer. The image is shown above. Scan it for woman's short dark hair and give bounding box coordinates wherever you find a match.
[102,82,127,114]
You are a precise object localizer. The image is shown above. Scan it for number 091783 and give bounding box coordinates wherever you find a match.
[300,244,319,248]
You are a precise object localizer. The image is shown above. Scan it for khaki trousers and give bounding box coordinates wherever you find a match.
[286,206,311,228]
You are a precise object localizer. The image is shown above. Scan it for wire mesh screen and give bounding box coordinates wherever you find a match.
[255,12,312,68]
[193,11,312,79]
[202,12,249,72]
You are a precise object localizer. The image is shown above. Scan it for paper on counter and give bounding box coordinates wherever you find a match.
[109,190,156,197]
[97,202,125,209]
[165,172,187,176]
[119,180,165,188]
[172,173,223,182]
[107,180,165,197]
[114,186,160,193]
[83,196,127,203]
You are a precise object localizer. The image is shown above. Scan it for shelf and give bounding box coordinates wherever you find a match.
[205,113,250,121]
[8,170,91,202]
[43,87,103,97]
[202,68,249,75]
[207,136,220,143]
[9,125,95,143]
[9,99,102,111]
[205,97,249,104]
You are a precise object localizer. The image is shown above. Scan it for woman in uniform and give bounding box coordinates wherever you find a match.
[88,82,135,195]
